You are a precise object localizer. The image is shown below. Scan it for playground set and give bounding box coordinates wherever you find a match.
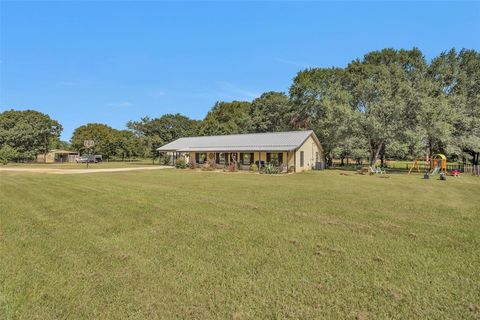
[408,154,449,178]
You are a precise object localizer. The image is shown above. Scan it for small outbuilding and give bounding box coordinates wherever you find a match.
[157,130,323,173]
[36,149,79,163]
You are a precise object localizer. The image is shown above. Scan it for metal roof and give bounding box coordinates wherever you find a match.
[50,149,78,154]
[157,130,320,152]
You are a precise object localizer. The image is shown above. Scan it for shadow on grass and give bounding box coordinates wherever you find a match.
[327,167,413,174]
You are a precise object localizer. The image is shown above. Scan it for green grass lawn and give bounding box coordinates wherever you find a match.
[3,159,157,169]
[1,169,479,319]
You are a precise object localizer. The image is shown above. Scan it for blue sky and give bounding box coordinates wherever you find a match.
[1,1,479,141]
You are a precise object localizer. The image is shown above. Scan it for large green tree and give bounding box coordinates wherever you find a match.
[127,113,199,159]
[71,123,120,160]
[0,109,62,161]
[49,138,72,151]
[456,49,480,165]
[333,136,368,166]
[347,49,416,166]
[128,113,199,144]
[198,101,252,136]
[115,130,142,160]
[290,68,353,165]
[249,92,293,133]
[430,49,480,164]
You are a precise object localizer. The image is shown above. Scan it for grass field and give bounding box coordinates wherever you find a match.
[1,169,479,319]
[3,159,156,169]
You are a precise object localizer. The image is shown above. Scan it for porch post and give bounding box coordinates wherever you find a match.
[287,151,289,173]
[294,151,296,173]
[258,151,262,173]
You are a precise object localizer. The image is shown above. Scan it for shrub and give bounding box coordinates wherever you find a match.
[227,162,237,172]
[189,159,197,170]
[175,157,187,169]
[262,164,281,174]
[250,163,258,172]
[202,159,216,171]
[159,154,172,165]
[0,145,18,165]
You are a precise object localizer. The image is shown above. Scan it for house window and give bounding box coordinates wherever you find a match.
[241,153,253,165]
[216,153,225,164]
[300,151,304,167]
[267,153,283,166]
[196,152,207,164]
[316,152,319,162]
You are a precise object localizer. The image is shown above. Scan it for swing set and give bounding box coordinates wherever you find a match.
[408,154,447,176]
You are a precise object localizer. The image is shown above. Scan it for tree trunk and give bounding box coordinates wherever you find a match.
[428,140,434,160]
[380,144,385,167]
[328,151,334,167]
[324,154,332,167]
[368,140,384,167]
[44,136,48,163]
[340,156,345,166]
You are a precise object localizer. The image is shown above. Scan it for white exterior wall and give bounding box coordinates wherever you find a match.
[184,133,323,173]
[295,135,322,172]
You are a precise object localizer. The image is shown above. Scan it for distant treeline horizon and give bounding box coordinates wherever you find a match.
[1,47,479,166]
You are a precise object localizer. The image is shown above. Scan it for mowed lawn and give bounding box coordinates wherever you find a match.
[4,159,156,169]
[1,170,479,319]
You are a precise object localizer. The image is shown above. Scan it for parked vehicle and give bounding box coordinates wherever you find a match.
[76,155,97,163]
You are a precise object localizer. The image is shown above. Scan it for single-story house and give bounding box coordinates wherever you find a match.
[157,130,323,172]
[36,149,79,163]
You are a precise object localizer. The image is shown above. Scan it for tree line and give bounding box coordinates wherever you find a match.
[1,48,479,165]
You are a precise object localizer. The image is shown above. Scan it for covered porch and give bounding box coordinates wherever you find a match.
[159,150,294,172]
[189,151,294,172]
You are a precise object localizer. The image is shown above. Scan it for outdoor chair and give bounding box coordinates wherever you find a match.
[369,166,386,175]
